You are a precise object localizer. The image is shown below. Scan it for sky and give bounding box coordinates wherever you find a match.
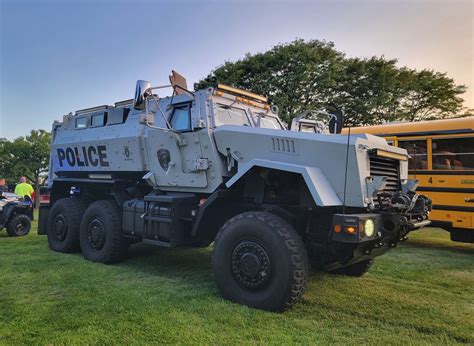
[0,0,472,140]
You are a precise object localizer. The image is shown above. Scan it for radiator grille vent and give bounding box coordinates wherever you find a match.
[370,156,401,192]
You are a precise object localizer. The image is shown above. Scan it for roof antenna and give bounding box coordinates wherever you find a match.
[342,125,351,215]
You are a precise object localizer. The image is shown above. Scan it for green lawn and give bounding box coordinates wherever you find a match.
[0,214,473,344]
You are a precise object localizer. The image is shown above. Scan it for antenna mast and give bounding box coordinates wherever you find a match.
[342,126,351,215]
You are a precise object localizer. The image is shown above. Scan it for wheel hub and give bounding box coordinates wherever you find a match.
[15,219,28,235]
[87,218,106,250]
[53,214,67,241]
[231,240,271,290]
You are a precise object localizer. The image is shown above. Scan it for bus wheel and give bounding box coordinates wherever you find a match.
[329,259,374,277]
[80,200,128,264]
[212,211,309,312]
[47,197,85,253]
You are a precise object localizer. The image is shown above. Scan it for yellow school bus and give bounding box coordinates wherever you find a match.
[344,117,474,243]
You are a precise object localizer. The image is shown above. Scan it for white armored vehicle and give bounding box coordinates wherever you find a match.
[39,71,431,311]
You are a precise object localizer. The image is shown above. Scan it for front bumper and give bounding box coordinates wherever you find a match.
[331,213,430,244]
[324,213,430,271]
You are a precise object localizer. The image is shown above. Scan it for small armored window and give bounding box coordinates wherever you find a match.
[91,112,107,127]
[75,117,88,129]
[215,105,251,126]
[170,105,191,132]
[107,108,130,125]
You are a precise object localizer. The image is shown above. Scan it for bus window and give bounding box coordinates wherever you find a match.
[432,138,474,170]
[399,140,428,170]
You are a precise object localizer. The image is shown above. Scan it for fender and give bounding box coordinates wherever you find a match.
[226,159,342,207]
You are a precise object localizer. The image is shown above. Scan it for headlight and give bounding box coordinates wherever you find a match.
[364,219,375,237]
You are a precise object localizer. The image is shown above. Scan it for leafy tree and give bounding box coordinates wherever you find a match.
[0,130,51,207]
[397,69,467,121]
[196,39,467,126]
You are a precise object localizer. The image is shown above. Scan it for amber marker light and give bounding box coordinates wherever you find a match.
[374,149,408,161]
[345,226,357,234]
[334,224,342,233]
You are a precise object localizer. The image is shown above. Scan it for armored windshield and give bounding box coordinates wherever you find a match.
[255,113,284,130]
[215,105,252,126]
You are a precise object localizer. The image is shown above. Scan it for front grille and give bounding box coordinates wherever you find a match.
[369,156,401,192]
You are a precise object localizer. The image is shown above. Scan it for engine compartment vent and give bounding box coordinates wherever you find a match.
[271,137,297,154]
[370,156,401,192]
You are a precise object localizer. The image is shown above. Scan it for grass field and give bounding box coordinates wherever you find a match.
[0,214,473,344]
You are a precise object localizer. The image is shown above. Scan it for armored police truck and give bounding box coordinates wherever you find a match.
[39,71,431,311]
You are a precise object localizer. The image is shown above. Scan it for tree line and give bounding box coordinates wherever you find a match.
[196,39,469,125]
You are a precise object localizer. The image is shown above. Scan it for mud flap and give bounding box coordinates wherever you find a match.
[38,205,50,235]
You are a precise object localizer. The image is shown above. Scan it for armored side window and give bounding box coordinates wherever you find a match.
[75,117,88,129]
[107,108,130,125]
[170,104,191,132]
[91,112,107,127]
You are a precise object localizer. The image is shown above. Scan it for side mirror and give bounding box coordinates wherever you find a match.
[133,80,152,110]
[328,109,344,134]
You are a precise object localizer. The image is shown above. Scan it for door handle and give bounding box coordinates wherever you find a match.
[465,197,474,203]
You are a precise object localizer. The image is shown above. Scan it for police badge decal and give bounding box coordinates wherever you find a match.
[157,149,171,171]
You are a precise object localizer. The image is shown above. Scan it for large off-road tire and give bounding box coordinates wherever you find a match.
[329,259,374,277]
[80,200,128,264]
[47,197,86,252]
[6,214,31,237]
[212,211,309,312]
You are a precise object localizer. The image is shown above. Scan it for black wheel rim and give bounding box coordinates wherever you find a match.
[87,218,106,250]
[53,214,68,241]
[231,240,271,290]
[15,219,29,236]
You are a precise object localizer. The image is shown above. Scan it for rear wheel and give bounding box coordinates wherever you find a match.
[212,211,309,312]
[6,214,31,237]
[329,259,374,277]
[80,200,128,264]
[47,197,85,252]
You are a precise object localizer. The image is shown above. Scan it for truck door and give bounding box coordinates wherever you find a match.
[145,102,208,189]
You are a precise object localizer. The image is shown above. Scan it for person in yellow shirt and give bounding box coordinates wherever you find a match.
[14,176,34,198]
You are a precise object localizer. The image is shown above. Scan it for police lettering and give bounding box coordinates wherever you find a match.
[57,145,109,167]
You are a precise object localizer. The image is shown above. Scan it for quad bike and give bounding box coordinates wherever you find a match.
[0,191,33,237]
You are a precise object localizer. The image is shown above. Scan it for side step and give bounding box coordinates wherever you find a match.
[142,239,173,248]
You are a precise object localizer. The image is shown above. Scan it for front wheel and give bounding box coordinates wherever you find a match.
[6,214,31,236]
[212,211,309,312]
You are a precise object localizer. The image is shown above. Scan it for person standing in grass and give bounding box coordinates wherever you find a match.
[14,176,34,198]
